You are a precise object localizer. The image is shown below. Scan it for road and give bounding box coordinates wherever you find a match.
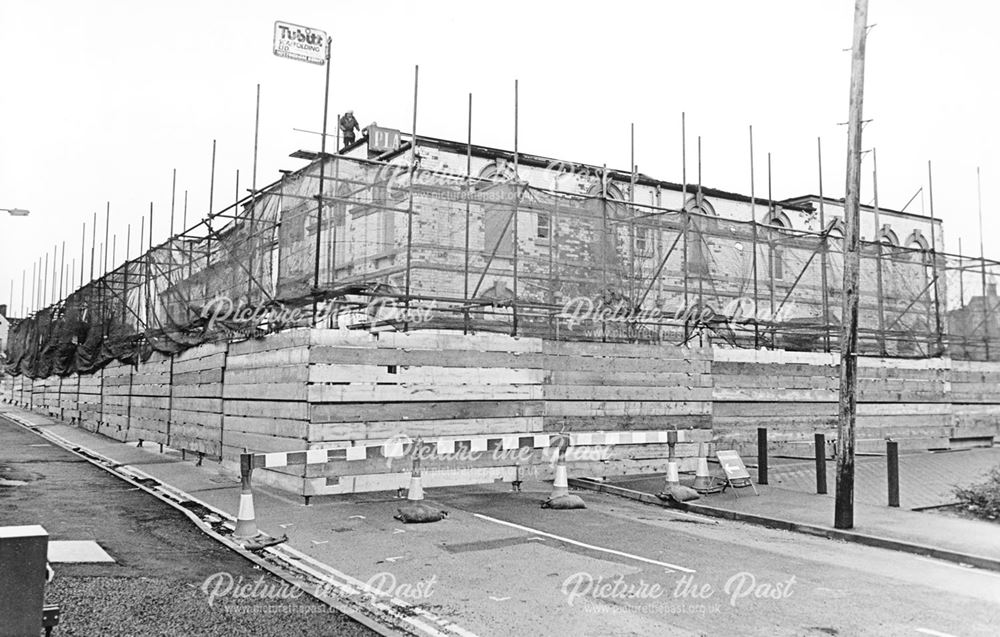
[256,481,1000,637]
[3,407,999,636]
[0,413,376,636]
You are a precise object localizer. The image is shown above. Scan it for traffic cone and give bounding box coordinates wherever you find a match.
[542,441,585,510]
[233,454,259,540]
[550,451,570,499]
[406,454,425,501]
[394,446,447,523]
[692,443,715,493]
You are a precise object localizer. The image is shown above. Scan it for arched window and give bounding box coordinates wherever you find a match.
[586,181,628,219]
[879,225,899,246]
[904,230,930,251]
[764,210,792,229]
[683,195,716,216]
[477,159,516,185]
[825,218,845,239]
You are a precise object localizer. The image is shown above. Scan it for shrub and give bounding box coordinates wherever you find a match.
[953,466,1000,522]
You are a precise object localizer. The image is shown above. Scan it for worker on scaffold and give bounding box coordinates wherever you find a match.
[339,110,360,148]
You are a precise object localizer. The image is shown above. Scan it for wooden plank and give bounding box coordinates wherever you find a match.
[713,401,839,417]
[542,414,713,431]
[543,340,711,360]
[713,388,837,402]
[225,382,307,401]
[172,368,224,386]
[170,397,223,413]
[310,346,546,369]
[223,415,309,438]
[308,417,542,442]
[228,330,311,356]
[223,430,306,453]
[371,331,542,353]
[225,399,309,420]
[307,383,541,403]
[309,364,543,385]
[545,386,713,402]
[712,361,836,377]
[171,410,222,428]
[171,383,224,398]
[545,400,710,417]
[544,356,710,374]
[226,366,310,385]
[545,370,712,387]
[310,400,544,423]
[226,347,310,369]
[173,351,227,374]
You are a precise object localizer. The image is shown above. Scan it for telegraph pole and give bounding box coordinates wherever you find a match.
[835,0,869,530]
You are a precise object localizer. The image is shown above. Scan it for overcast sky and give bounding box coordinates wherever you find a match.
[1,1,998,315]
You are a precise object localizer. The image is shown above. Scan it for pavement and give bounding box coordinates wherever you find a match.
[592,448,1000,570]
[0,408,375,637]
[3,400,1000,636]
[765,450,1000,509]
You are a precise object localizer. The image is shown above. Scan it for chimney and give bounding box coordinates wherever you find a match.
[0,304,6,318]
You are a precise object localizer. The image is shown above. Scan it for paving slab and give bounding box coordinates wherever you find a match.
[48,540,116,563]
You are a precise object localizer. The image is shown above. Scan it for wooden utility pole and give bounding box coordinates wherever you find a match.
[835,0,869,530]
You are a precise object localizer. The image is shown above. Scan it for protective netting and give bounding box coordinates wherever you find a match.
[6,152,1000,378]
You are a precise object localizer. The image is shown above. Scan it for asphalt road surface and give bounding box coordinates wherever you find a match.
[4,407,1000,636]
[0,414,376,636]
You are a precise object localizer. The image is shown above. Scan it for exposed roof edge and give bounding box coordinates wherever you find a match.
[782,194,941,222]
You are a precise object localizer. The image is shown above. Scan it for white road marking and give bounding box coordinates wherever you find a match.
[349,515,366,519]
[384,556,404,562]
[472,513,696,573]
[915,628,959,637]
[913,556,1000,579]
[393,528,406,534]
[310,540,329,545]
[488,596,511,602]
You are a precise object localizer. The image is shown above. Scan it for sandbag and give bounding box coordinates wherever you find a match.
[659,485,701,503]
[541,494,587,510]
[394,503,448,523]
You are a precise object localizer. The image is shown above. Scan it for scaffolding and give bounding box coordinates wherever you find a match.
[6,151,1000,378]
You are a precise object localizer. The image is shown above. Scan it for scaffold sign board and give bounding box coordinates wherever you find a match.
[273,21,328,65]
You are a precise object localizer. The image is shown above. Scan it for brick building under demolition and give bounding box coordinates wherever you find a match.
[5,126,1000,496]
[254,126,949,356]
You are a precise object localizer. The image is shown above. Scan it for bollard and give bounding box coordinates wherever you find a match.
[757,427,768,485]
[815,433,827,495]
[662,430,680,489]
[886,440,899,508]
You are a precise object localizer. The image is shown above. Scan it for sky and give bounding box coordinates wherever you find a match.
[1,1,998,316]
